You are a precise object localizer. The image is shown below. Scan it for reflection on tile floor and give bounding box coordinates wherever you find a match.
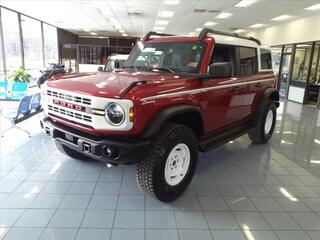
[1,100,320,239]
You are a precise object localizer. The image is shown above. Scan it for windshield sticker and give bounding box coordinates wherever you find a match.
[192,45,198,50]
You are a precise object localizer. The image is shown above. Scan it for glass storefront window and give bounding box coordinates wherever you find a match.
[43,24,58,66]
[1,8,21,72]
[0,55,4,82]
[21,15,42,70]
[0,31,4,81]
[271,47,282,75]
[310,42,320,84]
[291,43,313,87]
[316,42,320,84]
[276,45,293,98]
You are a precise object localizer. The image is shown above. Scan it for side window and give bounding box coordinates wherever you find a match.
[260,48,272,70]
[211,44,236,76]
[239,47,257,76]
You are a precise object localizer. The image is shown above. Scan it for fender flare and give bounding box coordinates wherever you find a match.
[253,88,279,124]
[141,105,203,139]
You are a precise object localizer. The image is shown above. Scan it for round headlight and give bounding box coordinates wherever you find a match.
[105,103,125,125]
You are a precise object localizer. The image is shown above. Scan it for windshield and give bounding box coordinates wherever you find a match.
[125,41,206,73]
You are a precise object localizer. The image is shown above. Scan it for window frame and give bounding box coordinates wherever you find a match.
[260,48,272,70]
[210,43,237,76]
[236,46,258,77]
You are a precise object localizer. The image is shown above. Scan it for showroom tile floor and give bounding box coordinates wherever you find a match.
[1,100,320,240]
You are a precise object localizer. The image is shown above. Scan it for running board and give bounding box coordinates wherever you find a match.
[199,121,256,152]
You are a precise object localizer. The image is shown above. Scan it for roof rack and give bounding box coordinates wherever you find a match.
[198,28,261,45]
[143,31,175,42]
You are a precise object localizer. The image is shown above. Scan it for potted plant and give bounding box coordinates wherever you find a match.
[7,66,31,100]
[7,66,31,83]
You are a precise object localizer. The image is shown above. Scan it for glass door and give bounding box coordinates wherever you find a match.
[278,46,293,98]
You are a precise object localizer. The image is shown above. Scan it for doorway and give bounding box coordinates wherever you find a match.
[278,46,293,98]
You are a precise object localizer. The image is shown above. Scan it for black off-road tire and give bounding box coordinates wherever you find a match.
[137,123,198,202]
[249,100,277,144]
[55,140,90,160]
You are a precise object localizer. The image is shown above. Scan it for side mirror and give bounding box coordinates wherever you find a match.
[97,67,103,72]
[208,62,233,78]
[114,60,120,69]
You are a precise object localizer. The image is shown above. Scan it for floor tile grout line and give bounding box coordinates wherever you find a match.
[38,156,86,240]
[194,187,214,240]
[73,165,104,240]
[109,166,125,240]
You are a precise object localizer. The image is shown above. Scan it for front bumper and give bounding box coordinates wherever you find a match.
[42,117,150,165]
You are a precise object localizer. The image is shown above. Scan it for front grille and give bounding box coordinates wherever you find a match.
[47,90,91,106]
[48,104,92,123]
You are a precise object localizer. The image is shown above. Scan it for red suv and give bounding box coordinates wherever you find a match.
[42,29,279,202]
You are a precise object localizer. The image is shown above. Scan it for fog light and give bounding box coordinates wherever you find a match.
[104,146,119,158]
[106,147,113,157]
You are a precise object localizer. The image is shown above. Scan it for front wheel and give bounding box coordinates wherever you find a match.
[249,100,277,144]
[136,124,198,202]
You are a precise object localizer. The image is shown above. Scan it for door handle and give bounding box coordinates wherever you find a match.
[233,86,243,91]
[255,82,262,87]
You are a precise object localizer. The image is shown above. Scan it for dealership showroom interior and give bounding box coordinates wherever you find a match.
[1,0,320,240]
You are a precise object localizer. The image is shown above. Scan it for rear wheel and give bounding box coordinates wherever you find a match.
[55,140,90,160]
[249,100,276,144]
[136,123,198,202]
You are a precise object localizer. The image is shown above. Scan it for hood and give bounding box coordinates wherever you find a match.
[46,71,181,99]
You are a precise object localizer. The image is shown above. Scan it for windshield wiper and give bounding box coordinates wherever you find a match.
[150,67,176,73]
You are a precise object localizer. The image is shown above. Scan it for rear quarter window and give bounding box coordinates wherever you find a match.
[260,49,272,70]
[239,47,258,76]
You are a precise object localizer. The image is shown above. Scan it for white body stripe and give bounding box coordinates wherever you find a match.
[141,78,274,102]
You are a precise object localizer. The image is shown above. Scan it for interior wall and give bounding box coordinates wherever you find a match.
[248,13,320,46]
[57,28,78,59]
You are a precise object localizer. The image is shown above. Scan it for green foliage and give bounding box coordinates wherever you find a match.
[7,66,31,83]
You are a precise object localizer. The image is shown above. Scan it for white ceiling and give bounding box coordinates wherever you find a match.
[1,0,320,38]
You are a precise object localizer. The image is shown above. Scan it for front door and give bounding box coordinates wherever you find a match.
[201,77,247,133]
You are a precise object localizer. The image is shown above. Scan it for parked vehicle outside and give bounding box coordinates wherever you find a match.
[98,54,129,72]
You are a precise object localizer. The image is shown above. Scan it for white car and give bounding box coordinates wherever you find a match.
[99,54,129,72]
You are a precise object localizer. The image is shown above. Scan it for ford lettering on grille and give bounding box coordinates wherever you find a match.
[53,99,85,112]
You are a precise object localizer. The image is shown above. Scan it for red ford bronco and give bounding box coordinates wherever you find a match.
[42,29,279,202]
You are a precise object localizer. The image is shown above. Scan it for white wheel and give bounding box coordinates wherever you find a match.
[264,109,274,135]
[164,143,191,186]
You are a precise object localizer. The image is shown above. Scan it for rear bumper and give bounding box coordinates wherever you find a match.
[42,117,150,165]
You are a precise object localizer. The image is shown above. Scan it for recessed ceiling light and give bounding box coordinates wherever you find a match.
[90,32,97,35]
[305,3,320,11]
[234,0,260,8]
[159,10,174,18]
[156,20,169,25]
[164,0,180,5]
[195,28,203,31]
[215,12,233,19]
[154,26,165,31]
[234,29,246,33]
[271,15,292,21]
[249,23,264,28]
[204,21,217,26]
